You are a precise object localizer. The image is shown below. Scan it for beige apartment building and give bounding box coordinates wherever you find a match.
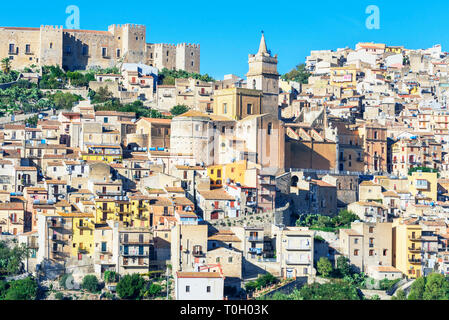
[339,221,393,273]
[273,225,315,279]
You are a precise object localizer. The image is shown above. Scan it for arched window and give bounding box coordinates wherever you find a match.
[252,79,256,89]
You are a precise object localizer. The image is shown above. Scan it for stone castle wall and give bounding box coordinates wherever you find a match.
[0,24,200,73]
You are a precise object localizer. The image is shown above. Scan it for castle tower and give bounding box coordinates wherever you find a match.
[246,32,279,118]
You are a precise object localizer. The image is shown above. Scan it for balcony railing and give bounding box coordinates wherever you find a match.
[409,235,422,241]
[76,223,92,230]
[408,247,421,253]
[192,250,205,257]
[248,236,263,242]
[286,260,310,265]
[408,258,422,264]
[286,246,310,251]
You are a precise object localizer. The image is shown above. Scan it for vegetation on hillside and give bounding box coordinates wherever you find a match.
[296,209,359,233]
[0,241,30,276]
[281,63,310,84]
[158,68,214,85]
[170,104,189,116]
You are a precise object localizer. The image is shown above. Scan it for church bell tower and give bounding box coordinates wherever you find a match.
[246,32,280,118]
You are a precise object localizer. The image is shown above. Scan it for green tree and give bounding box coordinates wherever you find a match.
[55,292,64,300]
[147,283,162,297]
[0,280,9,299]
[104,271,119,284]
[1,58,11,74]
[116,274,146,300]
[299,281,360,300]
[422,273,449,300]
[4,277,37,300]
[49,91,82,110]
[0,241,29,275]
[25,115,38,127]
[81,275,100,293]
[170,104,190,117]
[408,276,426,300]
[281,63,310,84]
[336,256,351,277]
[59,273,72,289]
[91,86,113,103]
[391,289,407,300]
[317,257,333,277]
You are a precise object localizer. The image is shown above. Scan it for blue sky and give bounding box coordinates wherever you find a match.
[1,0,448,79]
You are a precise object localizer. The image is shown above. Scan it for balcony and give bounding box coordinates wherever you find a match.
[121,251,148,257]
[9,218,23,225]
[408,247,421,253]
[248,247,263,255]
[409,235,422,241]
[248,236,263,242]
[286,246,310,251]
[134,215,147,221]
[408,258,422,264]
[192,250,205,257]
[258,177,274,185]
[48,221,64,229]
[76,223,92,230]
[259,189,272,196]
[286,260,310,265]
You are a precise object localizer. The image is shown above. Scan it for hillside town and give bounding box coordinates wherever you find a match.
[1,23,449,301]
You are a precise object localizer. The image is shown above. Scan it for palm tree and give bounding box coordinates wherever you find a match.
[1,58,11,74]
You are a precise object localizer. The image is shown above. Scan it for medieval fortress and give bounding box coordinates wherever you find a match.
[0,23,200,73]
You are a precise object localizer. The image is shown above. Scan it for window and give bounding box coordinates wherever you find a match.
[117,49,121,57]
[354,249,359,256]
[369,226,374,233]
[26,44,31,54]
[50,43,53,49]
[247,104,252,115]
[383,249,388,256]
[369,250,374,256]
[223,103,227,114]
[102,47,107,57]
[354,238,358,244]
[8,44,14,53]
[186,286,190,293]
[267,123,272,135]
[82,45,88,56]
[216,257,220,263]
[206,286,211,293]
[228,257,233,263]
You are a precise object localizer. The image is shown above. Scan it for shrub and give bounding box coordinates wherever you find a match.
[55,292,64,300]
[116,274,146,300]
[81,275,99,293]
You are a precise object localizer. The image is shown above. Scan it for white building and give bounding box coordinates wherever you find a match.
[175,271,224,300]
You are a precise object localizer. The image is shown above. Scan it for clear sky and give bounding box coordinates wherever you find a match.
[1,0,448,79]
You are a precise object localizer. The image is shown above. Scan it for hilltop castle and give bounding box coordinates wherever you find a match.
[0,23,200,73]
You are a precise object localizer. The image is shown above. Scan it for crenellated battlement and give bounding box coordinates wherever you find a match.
[177,43,200,49]
[40,25,63,32]
[108,23,146,35]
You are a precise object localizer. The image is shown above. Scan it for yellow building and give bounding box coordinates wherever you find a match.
[207,160,248,188]
[95,199,133,226]
[130,195,151,228]
[392,218,422,279]
[408,171,438,202]
[212,87,263,120]
[208,164,224,188]
[81,145,123,163]
[330,66,358,89]
[71,213,95,257]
